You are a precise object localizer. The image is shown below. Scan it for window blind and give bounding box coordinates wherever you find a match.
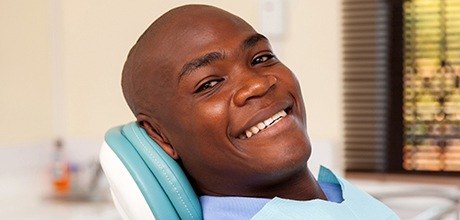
[344,0,460,174]
[343,0,390,171]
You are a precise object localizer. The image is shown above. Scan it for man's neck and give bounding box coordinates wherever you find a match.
[197,167,327,201]
[255,168,327,201]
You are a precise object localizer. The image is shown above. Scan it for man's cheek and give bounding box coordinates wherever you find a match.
[201,101,228,122]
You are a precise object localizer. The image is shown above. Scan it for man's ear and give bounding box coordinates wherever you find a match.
[136,114,179,160]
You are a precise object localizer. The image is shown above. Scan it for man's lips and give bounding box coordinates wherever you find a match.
[233,101,293,139]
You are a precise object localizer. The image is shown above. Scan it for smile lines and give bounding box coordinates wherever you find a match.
[239,110,287,139]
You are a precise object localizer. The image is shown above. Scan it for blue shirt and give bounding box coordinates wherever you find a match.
[199,166,344,220]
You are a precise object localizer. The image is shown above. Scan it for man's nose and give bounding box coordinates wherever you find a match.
[233,73,278,107]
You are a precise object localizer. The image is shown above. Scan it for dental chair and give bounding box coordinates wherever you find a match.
[99,122,203,220]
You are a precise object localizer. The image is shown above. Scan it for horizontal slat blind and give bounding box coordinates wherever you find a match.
[343,0,389,171]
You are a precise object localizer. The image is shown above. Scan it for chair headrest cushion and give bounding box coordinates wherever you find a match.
[105,122,202,220]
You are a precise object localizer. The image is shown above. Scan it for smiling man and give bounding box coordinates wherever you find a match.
[121,4,398,220]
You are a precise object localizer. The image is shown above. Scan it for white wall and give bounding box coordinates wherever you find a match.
[0,0,54,144]
[1,0,342,169]
[59,0,261,138]
[284,1,342,143]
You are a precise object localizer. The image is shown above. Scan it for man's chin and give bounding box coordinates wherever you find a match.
[237,130,311,169]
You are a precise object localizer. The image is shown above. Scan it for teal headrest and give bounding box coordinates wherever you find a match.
[105,122,202,220]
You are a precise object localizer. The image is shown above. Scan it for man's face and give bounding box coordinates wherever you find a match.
[142,8,311,195]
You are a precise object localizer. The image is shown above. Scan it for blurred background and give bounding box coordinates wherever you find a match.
[1,0,459,219]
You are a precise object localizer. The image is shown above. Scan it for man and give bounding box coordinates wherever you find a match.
[121,4,398,220]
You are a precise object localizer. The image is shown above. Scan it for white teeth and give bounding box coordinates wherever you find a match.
[246,130,253,138]
[250,126,260,134]
[241,110,287,139]
[256,122,266,130]
[263,118,274,127]
[280,110,287,117]
[273,110,287,119]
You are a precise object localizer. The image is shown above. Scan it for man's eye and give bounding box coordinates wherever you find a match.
[195,79,222,93]
[251,53,277,66]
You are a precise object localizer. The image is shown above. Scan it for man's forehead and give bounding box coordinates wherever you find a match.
[140,7,254,74]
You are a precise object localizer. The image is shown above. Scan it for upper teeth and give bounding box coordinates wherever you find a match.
[240,110,287,139]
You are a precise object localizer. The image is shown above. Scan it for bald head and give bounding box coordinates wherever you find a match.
[121,5,253,117]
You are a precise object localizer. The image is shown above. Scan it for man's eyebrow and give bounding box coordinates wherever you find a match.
[178,51,224,82]
[241,33,268,50]
[177,34,267,82]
